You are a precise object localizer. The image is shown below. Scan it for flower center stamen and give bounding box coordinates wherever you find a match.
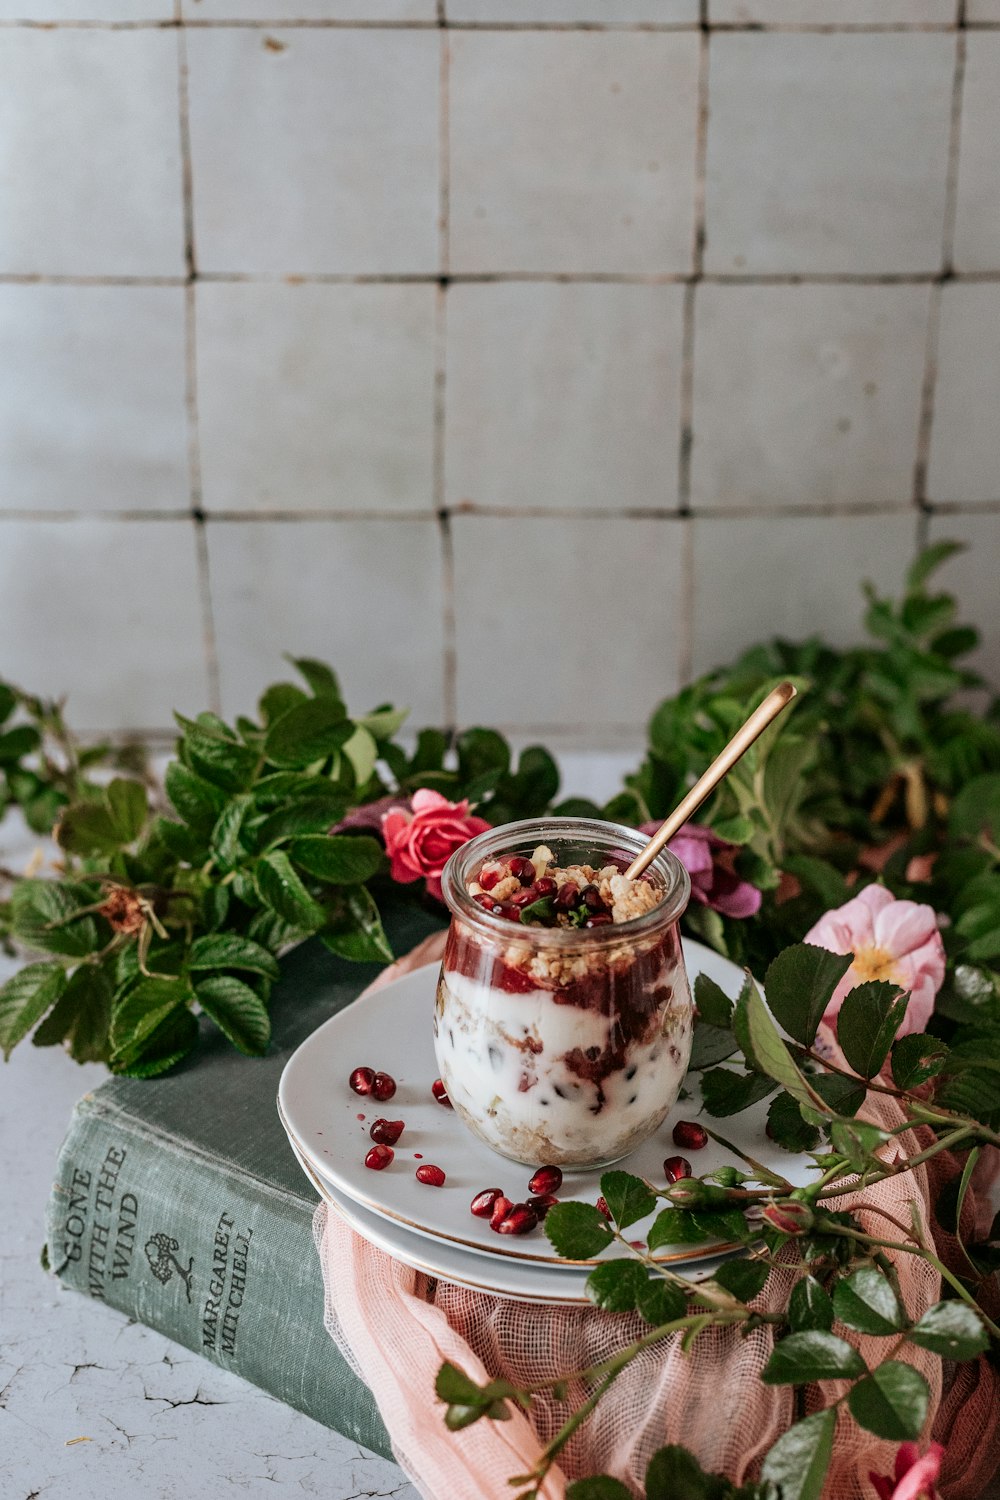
[851,944,904,986]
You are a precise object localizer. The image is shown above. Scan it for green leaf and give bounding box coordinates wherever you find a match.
[700,1067,776,1117]
[255,796,349,848]
[195,975,270,1056]
[0,961,67,1058]
[176,716,259,792]
[0,723,40,762]
[456,727,510,783]
[113,1004,198,1078]
[435,1362,486,1406]
[165,759,228,827]
[258,681,309,724]
[950,774,1000,845]
[290,833,383,885]
[544,1202,614,1260]
[56,798,120,855]
[255,851,328,931]
[357,706,409,741]
[838,981,911,1079]
[847,1362,929,1441]
[31,963,113,1063]
[766,1091,821,1153]
[788,1276,834,1334]
[645,1444,730,1500]
[585,1259,647,1313]
[743,976,828,1114]
[689,1020,740,1070]
[11,879,100,957]
[910,1301,989,1360]
[890,1033,949,1091]
[761,1331,866,1385]
[647,1208,715,1250]
[321,887,394,963]
[832,1268,906,1336]
[636,1277,686,1327]
[829,1118,889,1173]
[187,933,280,979]
[713,1259,769,1303]
[764,944,853,1047]
[210,795,252,869]
[110,976,193,1064]
[518,895,555,925]
[288,656,341,698]
[566,1478,633,1500]
[760,1409,836,1500]
[805,1072,866,1122]
[0,682,17,723]
[694,973,735,1029]
[264,697,352,769]
[907,539,964,591]
[342,725,379,788]
[600,1171,657,1231]
[106,777,147,843]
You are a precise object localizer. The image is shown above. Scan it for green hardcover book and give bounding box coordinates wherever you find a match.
[44,899,445,1459]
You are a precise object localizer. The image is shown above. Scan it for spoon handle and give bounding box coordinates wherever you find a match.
[623,681,797,881]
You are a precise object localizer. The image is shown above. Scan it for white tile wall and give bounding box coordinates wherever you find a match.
[690,284,929,510]
[0,30,185,277]
[448,30,700,275]
[186,28,441,275]
[927,284,1000,506]
[451,516,686,730]
[206,520,447,724]
[0,520,208,730]
[445,282,685,512]
[196,282,437,512]
[704,33,955,275]
[2,10,998,746]
[952,35,1000,275]
[0,285,189,513]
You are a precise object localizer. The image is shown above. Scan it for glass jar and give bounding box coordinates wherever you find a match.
[434,818,693,1170]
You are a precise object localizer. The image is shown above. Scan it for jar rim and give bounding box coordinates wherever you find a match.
[440,816,691,946]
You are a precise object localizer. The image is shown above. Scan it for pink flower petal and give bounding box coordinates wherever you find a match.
[872,898,940,959]
[891,1443,944,1500]
[410,788,453,815]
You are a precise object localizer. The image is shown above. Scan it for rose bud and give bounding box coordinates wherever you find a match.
[762,1200,814,1236]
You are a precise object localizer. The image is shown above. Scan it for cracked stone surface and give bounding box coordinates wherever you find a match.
[0,954,420,1500]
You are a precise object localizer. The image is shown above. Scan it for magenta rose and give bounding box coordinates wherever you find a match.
[381,789,490,903]
[640,820,762,919]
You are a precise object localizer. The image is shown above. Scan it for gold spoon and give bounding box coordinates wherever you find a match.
[623,681,797,880]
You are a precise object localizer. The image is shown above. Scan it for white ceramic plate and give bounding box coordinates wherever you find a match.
[287,1127,744,1305]
[278,938,815,1269]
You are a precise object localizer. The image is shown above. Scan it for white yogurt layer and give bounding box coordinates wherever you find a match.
[433,966,692,1168]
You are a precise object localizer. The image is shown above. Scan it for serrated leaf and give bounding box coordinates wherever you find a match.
[544,1202,614,1260]
[195,974,270,1056]
[165,759,229,830]
[110,976,193,1066]
[647,1208,714,1250]
[600,1170,657,1230]
[693,972,735,1029]
[832,1268,906,1336]
[31,963,113,1063]
[11,879,100,957]
[0,961,67,1058]
[803,1072,866,1124]
[645,1443,729,1500]
[689,1020,740,1070]
[176,716,259,792]
[210,795,253,869]
[744,977,829,1114]
[910,1301,989,1359]
[255,851,328,931]
[290,833,383,885]
[760,1409,835,1500]
[113,1004,198,1078]
[320,887,393,963]
[636,1277,686,1327]
[788,1276,834,1333]
[255,796,350,848]
[585,1259,647,1313]
[891,1033,949,1091]
[847,1362,929,1441]
[566,1478,633,1500]
[264,697,351,769]
[258,682,309,724]
[767,1091,821,1153]
[761,1331,866,1385]
[187,933,280,979]
[829,1118,889,1172]
[837,981,910,1079]
[700,1067,777,1117]
[713,1259,769,1303]
[106,777,147,843]
[764,944,853,1047]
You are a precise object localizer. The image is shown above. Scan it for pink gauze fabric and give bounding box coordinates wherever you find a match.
[312,934,1000,1500]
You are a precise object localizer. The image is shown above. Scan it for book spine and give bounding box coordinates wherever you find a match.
[45,1097,393,1462]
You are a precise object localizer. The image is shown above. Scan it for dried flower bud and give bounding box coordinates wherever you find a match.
[98,886,146,935]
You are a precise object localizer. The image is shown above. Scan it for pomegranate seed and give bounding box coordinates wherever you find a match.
[581,886,606,913]
[431,1078,453,1108]
[554,882,580,910]
[416,1164,446,1187]
[528,1164,563,1195]
[349,1066,376,1095]
[584,913,613,928]
[511,887,540,908]
[370,1118,405,1145]
[474,892,497,910]
[365,1144,394,1170]
[497,1203,539,1236]
[534,877,557,898]
[508,856,536,886]
[471,1187,505,1218]
[663,1155,692,1184]
[371,1071,396,1102]
[596,1196,611,1220]
[672,1120,708,1151]
[489,1194,514,1232]
[479,863,503,891]
[498,903,521,921]
[527,1193,559,1219]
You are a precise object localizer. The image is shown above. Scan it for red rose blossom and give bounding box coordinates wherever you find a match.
[382,789,489,903]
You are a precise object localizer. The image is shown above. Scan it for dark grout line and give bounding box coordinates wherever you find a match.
[5,502,983,522]
[434,18,454,727]
[678,517,695,688]
[6,270,998,289]
[0,16,978,29]
[677,19,709,517]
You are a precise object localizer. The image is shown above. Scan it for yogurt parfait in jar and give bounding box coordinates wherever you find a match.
[434,819,693,1169]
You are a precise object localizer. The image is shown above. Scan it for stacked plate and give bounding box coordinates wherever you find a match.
[278,939,814,1305]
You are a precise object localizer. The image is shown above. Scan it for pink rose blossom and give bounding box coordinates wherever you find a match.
[804,884,945,1037]
[640,821,762,920]
[870,1442,944,1500]
[381,789,490,903]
